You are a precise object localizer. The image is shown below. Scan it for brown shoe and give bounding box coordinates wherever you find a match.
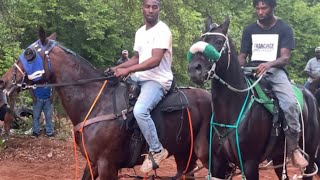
[292,149,309,168]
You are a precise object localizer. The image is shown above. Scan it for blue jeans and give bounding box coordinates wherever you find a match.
[265,68,300,133]
[133,80,166,152]
[32,98,54,135]
[304,81,311,90]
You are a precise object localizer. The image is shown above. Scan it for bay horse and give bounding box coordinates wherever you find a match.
[187,16,320,179]
[0,28,212,179]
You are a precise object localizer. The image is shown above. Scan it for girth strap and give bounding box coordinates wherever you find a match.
[73,107,133,132]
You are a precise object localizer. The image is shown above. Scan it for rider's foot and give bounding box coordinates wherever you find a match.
[140,148,169,173]
[292,149,309,168]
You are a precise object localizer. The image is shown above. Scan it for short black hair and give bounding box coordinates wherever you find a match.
[253,0,276,8]
[143,0,161,5]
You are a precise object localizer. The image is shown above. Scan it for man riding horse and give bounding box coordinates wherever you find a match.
[238,0,308,168]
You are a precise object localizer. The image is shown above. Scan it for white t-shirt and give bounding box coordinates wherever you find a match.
[133,20,173,90]
[304,57,320,82]
[251,34,279,61]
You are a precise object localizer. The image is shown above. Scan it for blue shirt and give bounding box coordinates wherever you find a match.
[33,87,51,99]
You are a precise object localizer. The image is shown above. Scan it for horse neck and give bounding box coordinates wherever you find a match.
[50,51,113,126]
[212,49,248,122]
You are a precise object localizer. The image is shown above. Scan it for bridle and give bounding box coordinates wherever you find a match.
[190,29,263,93]
[201,31,231,80]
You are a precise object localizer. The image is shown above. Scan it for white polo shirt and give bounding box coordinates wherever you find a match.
[133,20,173,90]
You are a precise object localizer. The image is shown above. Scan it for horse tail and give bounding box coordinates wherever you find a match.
[38,26,47,45]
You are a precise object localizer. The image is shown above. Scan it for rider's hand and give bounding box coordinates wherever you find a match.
[256,62,271,77]
[114,68,130,78]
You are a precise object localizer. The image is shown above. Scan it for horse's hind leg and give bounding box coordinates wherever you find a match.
[82,163,98,180]
[97,158,118,180]
[173,153,197,179]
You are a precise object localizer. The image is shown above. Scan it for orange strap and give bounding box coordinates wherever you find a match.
[72,129,78,180]
[183,108,194,174]
[78,80,108,180]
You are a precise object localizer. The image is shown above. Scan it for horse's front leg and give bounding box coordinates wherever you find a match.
[272,156,289,180]
[211,155,232,179]
[243,160,259,180]
[173,152,197,179]
[3,112,13,136]
[82,163,98,180]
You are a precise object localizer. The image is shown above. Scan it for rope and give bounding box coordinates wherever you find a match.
[183,108,194,174]
[80,80,108,180]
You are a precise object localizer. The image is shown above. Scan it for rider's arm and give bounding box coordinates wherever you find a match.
[267,48,291,68]
[304,61,316,78]
[126,48,166,73]
[238,53,248,66]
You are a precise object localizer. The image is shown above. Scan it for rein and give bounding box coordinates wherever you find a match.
[16,76,114,90]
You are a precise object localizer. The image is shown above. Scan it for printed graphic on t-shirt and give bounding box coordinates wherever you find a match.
[251,34,279,61]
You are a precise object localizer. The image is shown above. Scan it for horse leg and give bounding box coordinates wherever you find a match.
[97,158,118,180]
[3,112,13,136]
[173,153,197,179]
[243,160,259,180]
[194,123,209,168]
[302,158,316,180]
[211,156,232,179]
[82,163,98,180]
[272,156,289,180]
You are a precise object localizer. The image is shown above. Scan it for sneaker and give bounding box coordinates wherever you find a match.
[31,132,39,138]
[140,148,169,173]
[46,133,55,137]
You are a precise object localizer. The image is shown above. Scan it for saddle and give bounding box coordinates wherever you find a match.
[111,77,190,167]
[242,66,304,137]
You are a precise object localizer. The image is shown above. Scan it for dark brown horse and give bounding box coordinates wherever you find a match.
[188,17,320,179]
[0,28,212,179]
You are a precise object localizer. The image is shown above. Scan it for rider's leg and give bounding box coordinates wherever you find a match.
[133,80,169,173]
[266,68,308,168]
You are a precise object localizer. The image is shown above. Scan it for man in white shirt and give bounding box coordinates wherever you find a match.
[111,0,172,173]
[304,47,320,90]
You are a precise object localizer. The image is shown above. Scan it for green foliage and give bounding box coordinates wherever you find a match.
[0,0,320,86]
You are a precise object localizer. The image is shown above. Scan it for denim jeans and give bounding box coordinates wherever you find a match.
[133,80,166,152]
[265,68,300,133]
[32,98,54,135]
[304,81,311,90]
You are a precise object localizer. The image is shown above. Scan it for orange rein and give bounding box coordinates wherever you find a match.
[182,107,194,179]
[73,80,108,180]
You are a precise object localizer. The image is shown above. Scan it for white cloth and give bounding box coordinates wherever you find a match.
[133,21,173,90]
[251,34,279,61]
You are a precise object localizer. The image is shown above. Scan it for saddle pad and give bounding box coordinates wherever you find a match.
[252,80,303,114]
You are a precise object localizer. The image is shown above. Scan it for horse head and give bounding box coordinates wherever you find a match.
[188,16,231,85]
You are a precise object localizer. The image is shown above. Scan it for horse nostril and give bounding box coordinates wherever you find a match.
[195,64,202,71]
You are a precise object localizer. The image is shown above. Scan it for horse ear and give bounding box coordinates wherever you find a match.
[204,16,213,32]
[48,32,57,41]
[221,16,230,35]
[38,26,47,45]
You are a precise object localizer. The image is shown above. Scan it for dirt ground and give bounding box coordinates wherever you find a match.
[0,135,318,180]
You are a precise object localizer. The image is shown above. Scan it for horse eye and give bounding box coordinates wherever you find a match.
[216,40,224,45]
